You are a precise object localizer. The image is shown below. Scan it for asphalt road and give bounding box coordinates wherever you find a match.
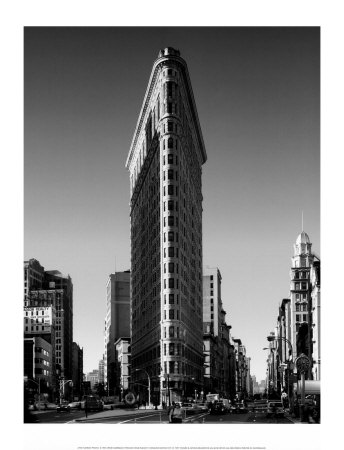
[29,408,295,424]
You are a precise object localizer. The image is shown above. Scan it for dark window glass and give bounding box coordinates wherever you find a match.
[168,185,174,195]
[167,81,173,96]
[168,247,174,257]
[169,361,174,373]
[168,122,173,132]
[168,216,174,226]
[168,154,173,164]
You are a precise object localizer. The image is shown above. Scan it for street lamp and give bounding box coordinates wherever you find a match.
[134,369,151,408]
[59,379,73,404]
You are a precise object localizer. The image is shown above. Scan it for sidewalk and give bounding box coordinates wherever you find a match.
[285,412,302,424]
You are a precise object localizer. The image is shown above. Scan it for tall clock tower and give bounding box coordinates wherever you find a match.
[289,231,314,368]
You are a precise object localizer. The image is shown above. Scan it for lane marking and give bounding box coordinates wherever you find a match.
[118,413,161,424]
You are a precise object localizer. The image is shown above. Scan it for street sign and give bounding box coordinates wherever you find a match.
[295,353,310,373]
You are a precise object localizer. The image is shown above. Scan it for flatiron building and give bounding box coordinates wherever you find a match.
[126,48,207,405]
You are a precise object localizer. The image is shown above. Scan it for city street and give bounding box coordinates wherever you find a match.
[30,407,295,424]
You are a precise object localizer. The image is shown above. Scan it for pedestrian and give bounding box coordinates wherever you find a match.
[169,402,182,423]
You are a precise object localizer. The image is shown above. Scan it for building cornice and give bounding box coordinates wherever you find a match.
[126,51,207,171]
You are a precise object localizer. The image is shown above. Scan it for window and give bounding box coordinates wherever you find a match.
[301,282,307,290]
[168,262,174,273]
[168,122,173,132]
[168,153,173,164]
[168,185,174,195]
[168,247,174,257]
[169,278,174,289]
[167,103,173,114]
[169,309,174,319]
[169,343,174,355]
[168,216,174,226]
[168,231,174,241]
[303,314,308,322]
[169,294,174,304]
[168,169,173,179]
[167,81,173,96]
[168,200,174,211]
[296,304,300,312]
[296,314,301,322]
[169,361,174,374]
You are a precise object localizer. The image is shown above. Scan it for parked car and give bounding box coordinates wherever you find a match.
[57,401,71,412]
[194,402,209,412]
[221,399,232,412]
[68,401,81,410]
[80,395,103,411]
[181,402,193,410]
[33,401,58,411]
[210,400,227,415]
[232,401,248,414]
[251,399,268,413]
[266,401,284,418]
